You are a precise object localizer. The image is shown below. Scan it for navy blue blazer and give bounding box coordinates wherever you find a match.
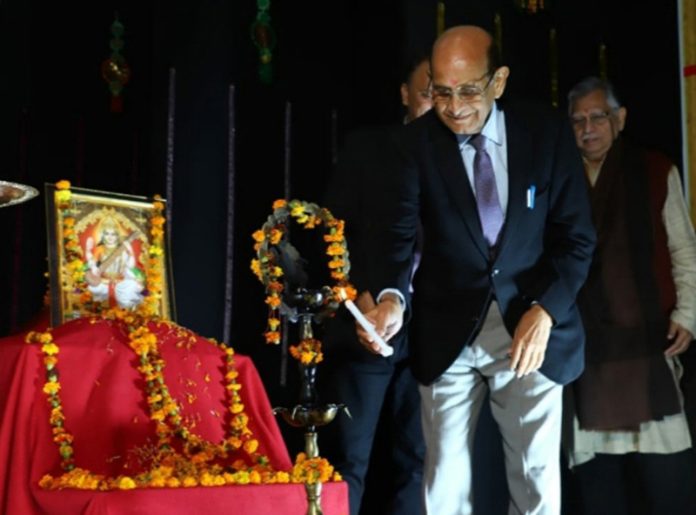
[369,103,596,386]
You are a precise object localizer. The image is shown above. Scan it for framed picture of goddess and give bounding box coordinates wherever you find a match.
[45,182,175,325]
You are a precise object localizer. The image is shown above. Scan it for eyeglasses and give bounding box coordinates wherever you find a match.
[570,111,612,128]
[430,72,496,104]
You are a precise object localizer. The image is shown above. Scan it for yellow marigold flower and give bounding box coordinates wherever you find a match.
[243,439,259,454]
[330,271,346,280]
[276,471,290,483]
[268,317,281,330]
[249,470,262,484]
[39,332,54,344]
[252,230,265,243]
[236,471,250,485]
[43,382,61,395]
[230,403,245,414]
[296,214,309,224]
[55,180,71,190]
[166,477,181,488]
[290,204,305,217]
[63,217,75,228]
[41,341,59,355]
[332,471,343,481]
[149,245,163,256]
[153,200,165,211]
[272,199,287,210]
[250,259,262,278]
[151,409,166,421]
[117,477,136,490]
[200,472,215,486]
[225,370,239,380]
[182,476,198,487]
[55,190,71,203]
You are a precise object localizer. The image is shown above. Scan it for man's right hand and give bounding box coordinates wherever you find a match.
[356,293,404,354]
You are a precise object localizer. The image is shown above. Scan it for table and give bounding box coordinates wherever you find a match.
[0,317,348,514]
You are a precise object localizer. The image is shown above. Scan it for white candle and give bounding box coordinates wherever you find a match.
[339,290,394,357]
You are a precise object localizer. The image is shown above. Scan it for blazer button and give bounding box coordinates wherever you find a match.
[491,268,500,277]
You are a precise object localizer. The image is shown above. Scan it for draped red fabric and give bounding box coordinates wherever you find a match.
[0,318,348,514]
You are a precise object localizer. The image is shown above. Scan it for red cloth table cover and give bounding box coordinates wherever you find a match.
[0,318,348,515]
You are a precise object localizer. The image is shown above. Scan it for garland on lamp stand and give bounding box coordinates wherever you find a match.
[251,199,355,514]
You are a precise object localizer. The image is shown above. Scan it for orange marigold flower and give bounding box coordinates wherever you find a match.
[43,382,61,395]
[272,199,287,210]
[326,243,344,256]
[151,215,166,227]
[263,331,280,345]
[249,470,262,484]
[252,230,265,243]
[267,281,283,292]
[328,259,345,269]
[243,439,259,454]
[265,295,281,308]
[269,228,283,244]
[55,180,71,190]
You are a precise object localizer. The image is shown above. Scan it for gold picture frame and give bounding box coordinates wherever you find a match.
[45,184,175,325]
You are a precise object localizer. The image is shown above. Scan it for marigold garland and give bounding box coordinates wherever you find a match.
[26,312,341,490]
[250,199,357,349]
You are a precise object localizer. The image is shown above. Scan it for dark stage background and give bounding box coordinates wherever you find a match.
[0,2,685,514]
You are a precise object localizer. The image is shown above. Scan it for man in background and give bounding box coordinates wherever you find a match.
[321,52,431,515]
[566,76,696,515]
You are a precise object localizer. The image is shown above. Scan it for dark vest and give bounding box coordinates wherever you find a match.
[574,138,681,430]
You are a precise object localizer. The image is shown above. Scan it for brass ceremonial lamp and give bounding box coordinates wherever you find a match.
[273,287,347,515]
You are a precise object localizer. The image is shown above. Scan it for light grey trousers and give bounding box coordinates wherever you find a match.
[419,302,563,515]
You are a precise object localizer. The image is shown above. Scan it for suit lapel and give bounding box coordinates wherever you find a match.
[495,107,532,260]
[429,119,489,259]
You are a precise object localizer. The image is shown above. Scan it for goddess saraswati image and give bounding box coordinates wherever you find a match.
[75,209,146,309]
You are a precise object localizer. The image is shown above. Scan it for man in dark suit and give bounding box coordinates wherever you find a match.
[321,54,431,515]
[359,26,595,514]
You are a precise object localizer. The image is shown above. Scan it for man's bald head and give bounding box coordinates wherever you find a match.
[429,25,508,135]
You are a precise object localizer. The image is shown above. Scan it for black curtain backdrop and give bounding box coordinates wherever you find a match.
[0,2,685,513]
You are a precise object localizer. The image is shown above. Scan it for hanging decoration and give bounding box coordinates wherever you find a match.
[437,2,446,36]
[101,14,131,113]
[251,0,276,85]
[599,42,608,81]
[494,12,503,63]
[549,28,559,107]
[513,0,548,14]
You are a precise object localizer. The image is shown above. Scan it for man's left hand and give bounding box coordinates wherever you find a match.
[665,320,693,357]
[510,304,552,378]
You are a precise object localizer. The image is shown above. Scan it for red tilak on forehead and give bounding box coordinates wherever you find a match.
[448,78,459,86]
